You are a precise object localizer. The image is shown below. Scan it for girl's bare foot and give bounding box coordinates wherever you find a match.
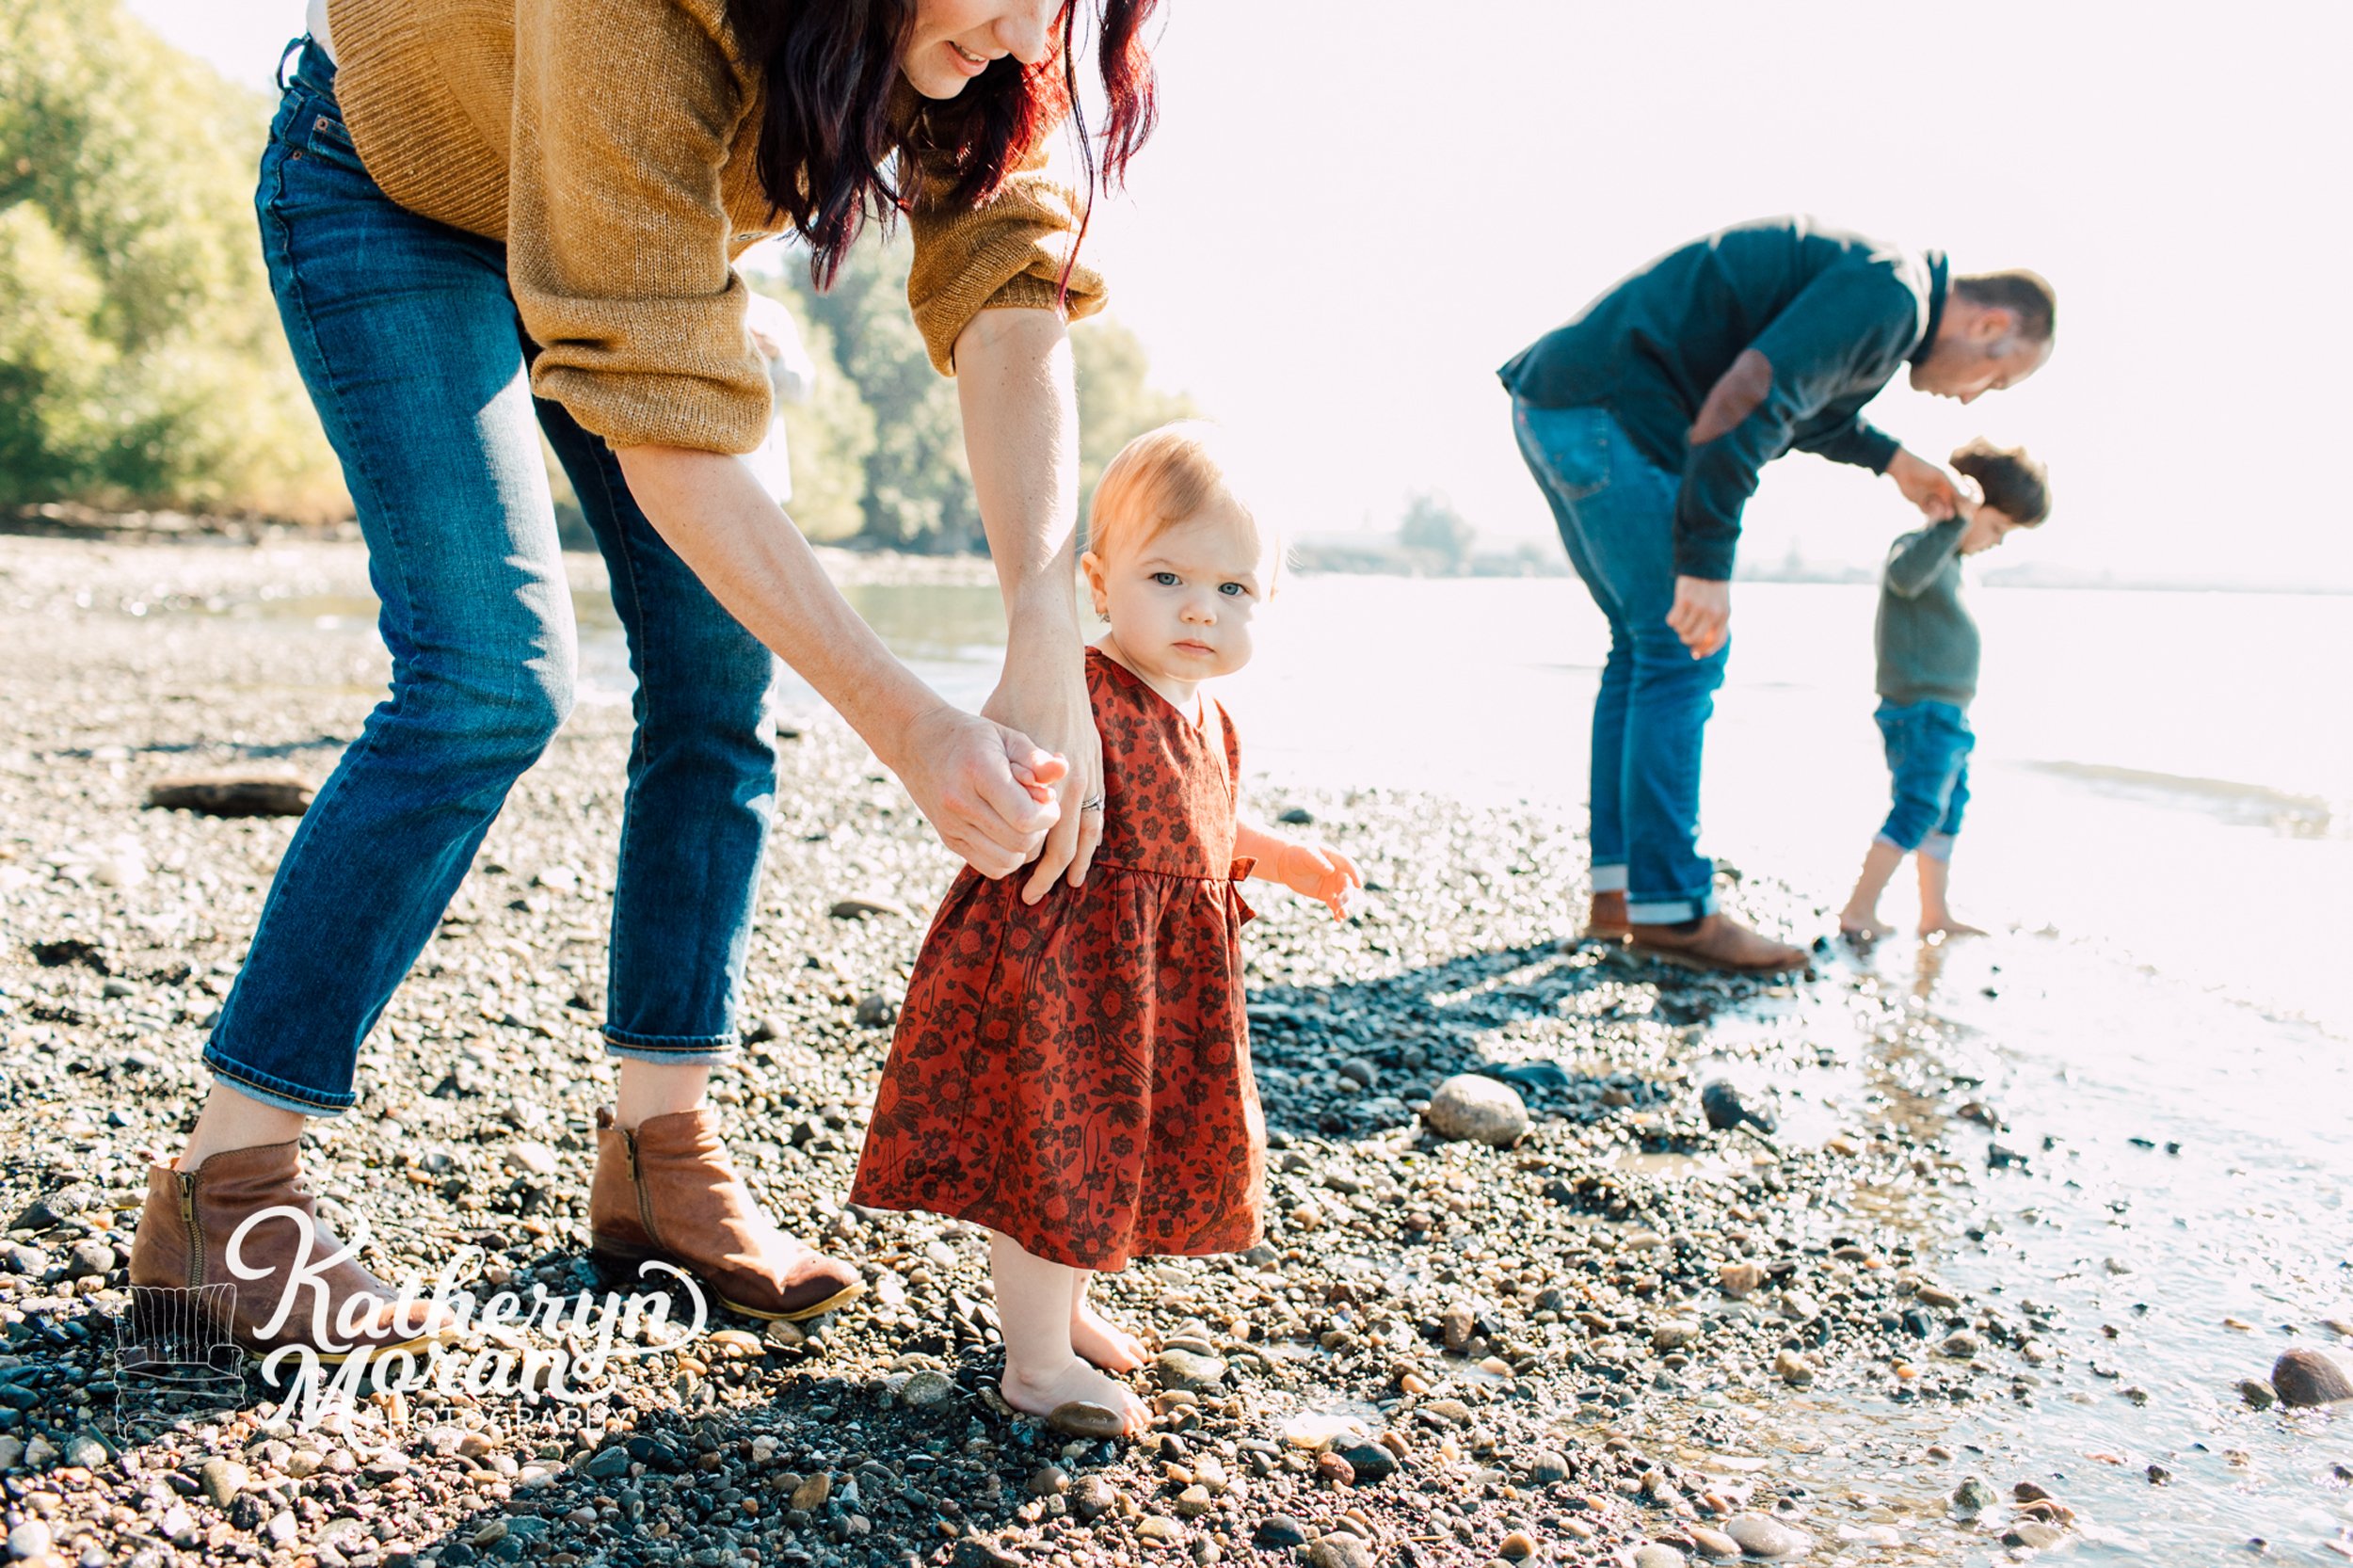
[1920,918,1986,939]
[1840,914,1894,943]
[1070,1295,1148,1372]
[1000,1354,1150,1435]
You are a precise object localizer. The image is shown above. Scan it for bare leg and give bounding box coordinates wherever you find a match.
[179,1080,309,1169]
[990,1232,1148,1433]
[1839,839,1904,940]
[1915,845,1985,938]
[1068,1270,1149,1372]
[615,1059,711,1129]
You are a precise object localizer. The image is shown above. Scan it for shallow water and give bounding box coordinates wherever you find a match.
[575,573,2353,1562]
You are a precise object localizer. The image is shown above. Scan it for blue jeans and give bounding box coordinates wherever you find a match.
[206,41,780,1116]
[1512,400,1726,923]
[1874,699,1973,859]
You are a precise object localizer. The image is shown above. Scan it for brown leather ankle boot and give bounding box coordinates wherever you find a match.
[1628,913,1809,975]
[127,1143,461,1364]
[589,1106,863,1321]
[1581,889,1631,941]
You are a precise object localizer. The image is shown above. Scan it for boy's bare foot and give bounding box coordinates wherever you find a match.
[1920,918,1987,939]
[1070,1296,1149,1372]
[1840,915,1895,943]
[1000,1354,1149,1436]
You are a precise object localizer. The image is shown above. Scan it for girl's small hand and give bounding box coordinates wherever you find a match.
[1275,843,1364,920]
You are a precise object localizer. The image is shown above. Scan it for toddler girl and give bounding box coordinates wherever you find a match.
[850,423,1360,1438]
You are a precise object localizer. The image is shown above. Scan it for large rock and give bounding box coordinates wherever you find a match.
[146,769,314,818]
[2272,1347,2353,1407]
[1423,1074,1529,1146]
[1725,1513,1812,1559]
[1157,1348,1226,1392]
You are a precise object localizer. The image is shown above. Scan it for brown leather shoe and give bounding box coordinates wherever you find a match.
[1581,889,1631,941]
[127,1143,460,1364]
[589,1107,863,1321]
[1629,914,1808,975]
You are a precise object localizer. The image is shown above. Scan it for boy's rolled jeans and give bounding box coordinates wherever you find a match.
[1874,699,1974,860]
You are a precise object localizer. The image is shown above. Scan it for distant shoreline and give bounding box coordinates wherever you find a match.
[6,505,2345,596]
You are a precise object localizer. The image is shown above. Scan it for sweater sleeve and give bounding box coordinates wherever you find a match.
[506,0,771,454]
[1795,415,1900,472]
[1673,266,1921,580]
[904,138,1108,376]
[1882,520,1964,600]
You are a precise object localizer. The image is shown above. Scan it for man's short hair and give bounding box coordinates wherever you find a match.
[1950,439,2051,526]
[1952,269,2057,344]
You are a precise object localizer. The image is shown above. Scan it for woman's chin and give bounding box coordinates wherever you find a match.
[900,67,974,101]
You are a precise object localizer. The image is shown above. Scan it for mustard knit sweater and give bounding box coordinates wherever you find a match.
[325,0,1107,454]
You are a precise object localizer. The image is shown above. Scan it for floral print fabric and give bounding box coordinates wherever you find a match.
[850,649,1265,1269]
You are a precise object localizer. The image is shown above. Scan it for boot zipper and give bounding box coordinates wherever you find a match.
[177,1172,204,1288]
[620,1128,662,1251]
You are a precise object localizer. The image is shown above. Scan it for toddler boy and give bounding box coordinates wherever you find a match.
[1840,439,2051,940]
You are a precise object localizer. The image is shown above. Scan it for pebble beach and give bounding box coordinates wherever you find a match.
[0,533,2343,1568]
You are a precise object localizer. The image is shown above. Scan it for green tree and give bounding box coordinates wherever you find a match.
[1069,313,1197,526]
[0,0,342,515]
[778,232,977,552]
[749,285,875,544]
[1399,491,1476,574]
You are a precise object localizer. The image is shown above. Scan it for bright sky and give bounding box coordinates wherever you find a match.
[134,0,2352,588]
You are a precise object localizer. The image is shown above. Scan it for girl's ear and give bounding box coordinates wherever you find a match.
[1080,550,1109,618]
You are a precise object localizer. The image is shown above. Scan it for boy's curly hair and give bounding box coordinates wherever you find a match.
[1950,439,2051,526]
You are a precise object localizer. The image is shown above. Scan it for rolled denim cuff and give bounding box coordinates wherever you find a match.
[602,1027,741,1066]
[1626,888,1718,925]
[1918,832,1957,863]
[1590,863,1629,893]
[202,1046,355,1117]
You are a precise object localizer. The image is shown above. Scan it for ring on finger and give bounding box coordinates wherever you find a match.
[1079,793,1106,812]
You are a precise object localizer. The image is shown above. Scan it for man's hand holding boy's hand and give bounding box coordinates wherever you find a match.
[1270,841,1364,920]
[1886,448,1980,522]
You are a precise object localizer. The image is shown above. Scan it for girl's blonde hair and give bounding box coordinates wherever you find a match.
[1086,422,1279,583]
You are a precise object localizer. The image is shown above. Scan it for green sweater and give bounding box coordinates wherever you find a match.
[1876,520,1977,707]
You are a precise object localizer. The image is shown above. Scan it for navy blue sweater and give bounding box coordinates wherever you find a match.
[1499,216,1946,581]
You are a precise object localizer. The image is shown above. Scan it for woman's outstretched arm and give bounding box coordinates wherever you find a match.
[616,443,1063,880]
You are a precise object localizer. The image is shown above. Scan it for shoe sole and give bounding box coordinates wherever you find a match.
[1629,941,1805,976]
[588,1247,865,1323]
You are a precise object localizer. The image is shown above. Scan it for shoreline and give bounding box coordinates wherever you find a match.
[0,536,2237,1566]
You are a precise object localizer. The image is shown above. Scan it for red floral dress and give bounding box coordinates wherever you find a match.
[849,648,1265,1270]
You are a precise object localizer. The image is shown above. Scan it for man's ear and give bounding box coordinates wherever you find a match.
[1974,305,2017,346]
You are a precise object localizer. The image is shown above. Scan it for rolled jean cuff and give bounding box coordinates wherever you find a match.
[1590,863,1629,893]
[603,1027,740,1066]
[202,1046,356,1117]
[1918,832,1957,862]
[1626,888,1717,925]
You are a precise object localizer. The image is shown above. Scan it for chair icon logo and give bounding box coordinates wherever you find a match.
[111,1285,248,1439]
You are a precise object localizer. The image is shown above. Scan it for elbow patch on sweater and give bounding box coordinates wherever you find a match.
[1688,348,1772,446]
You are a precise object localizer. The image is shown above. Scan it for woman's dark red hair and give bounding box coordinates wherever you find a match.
[726,0,1160,290]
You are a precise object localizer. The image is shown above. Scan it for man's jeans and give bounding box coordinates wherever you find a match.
[1873,699,1973,860]
[1512,401,1725,923]
[207,40,779,1115]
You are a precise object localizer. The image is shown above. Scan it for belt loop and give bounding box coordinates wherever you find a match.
[276,36,306,93]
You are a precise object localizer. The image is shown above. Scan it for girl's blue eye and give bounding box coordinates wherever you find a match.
[1151,571,1178,586]
[1219,582,1245,597]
